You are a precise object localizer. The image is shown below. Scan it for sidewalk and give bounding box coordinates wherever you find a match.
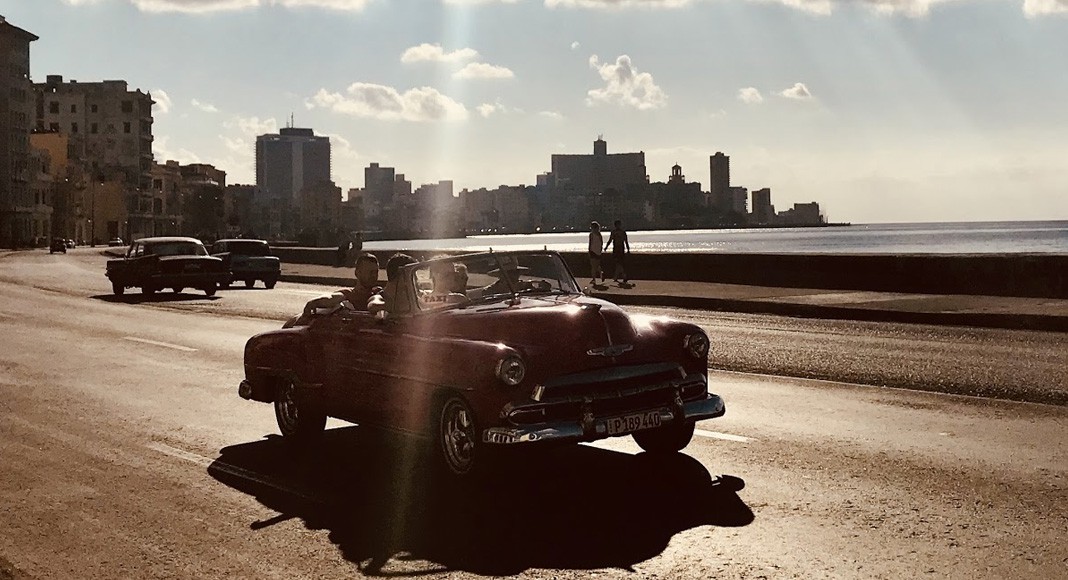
[278,262,1068,332]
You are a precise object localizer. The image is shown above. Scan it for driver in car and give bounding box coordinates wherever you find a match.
[482,255,534,296]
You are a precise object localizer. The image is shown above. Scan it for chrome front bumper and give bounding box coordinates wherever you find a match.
[482,393,725,445]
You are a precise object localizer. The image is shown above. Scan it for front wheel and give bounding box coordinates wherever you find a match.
[203,283,217,297]
[112,281,124,295]
[632,420,696,454]
[436,395,481,477]
[244,279,255,288]
[274,377,326,443]
[264,279,277,290]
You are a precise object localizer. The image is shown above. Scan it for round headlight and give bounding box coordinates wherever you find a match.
[684,332,709,359]
[496,354,526,386]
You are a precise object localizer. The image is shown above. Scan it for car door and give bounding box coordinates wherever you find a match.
[299,309,364,423]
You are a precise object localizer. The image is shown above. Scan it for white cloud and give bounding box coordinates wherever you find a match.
[539,111,565,120]
[476,101,522,117]
[272,0,371,8]
[780,82,813,99]
[111,0,369,14]
[586,54,666,111]
[547,0,691,8]
[152,89,172,114]
[477,103,501,117]
[307,83,469,122]
[400,43,479,63]
[709,109,727,118]
[737,87,764,104]
[571,41,581,50]
[443,0,519,4]
[154,135,202,165]
[224,115,279,137]
[453,63,515,80]
[1024,0,1068,16]
[130,0,259,12]
[191,98,219,113]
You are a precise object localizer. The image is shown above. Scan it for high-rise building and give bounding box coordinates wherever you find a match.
[550,138,648,194]
[751,187,774,224]
[0,17,38,246]
[709,152,729,196]
[33,75,155,190]
[255,127,330,202]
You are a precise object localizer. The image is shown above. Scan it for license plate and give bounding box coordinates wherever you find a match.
[605,411,662,436]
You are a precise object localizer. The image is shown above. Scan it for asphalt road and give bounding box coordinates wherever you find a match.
[1,249,1066,579]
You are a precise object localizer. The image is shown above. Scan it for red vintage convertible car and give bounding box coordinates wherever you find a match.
[239,251,725,476]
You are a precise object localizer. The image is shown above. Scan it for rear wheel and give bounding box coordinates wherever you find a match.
[632,420,696,454]
[264,279,277,289]
[244,279,255,288]
[112,282,124,295]
[203,283,217,297]
[274,376,326,443]
[171,287,184,293]
[143,285,158,294]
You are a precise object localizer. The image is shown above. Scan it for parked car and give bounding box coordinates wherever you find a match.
[211,239,280,289]
[49,238,67,254]
[107,237,125,247]
[65,239,76,249]
[238,250,724,477]
[105,236,230,296]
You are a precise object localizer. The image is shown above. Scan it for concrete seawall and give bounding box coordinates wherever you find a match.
[271,247,1068,298]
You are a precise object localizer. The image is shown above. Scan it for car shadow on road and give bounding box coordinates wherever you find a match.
[92,292,222,303]
[208,426,753,576]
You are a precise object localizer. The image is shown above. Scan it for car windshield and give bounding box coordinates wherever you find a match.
[413,252,581,311]
[145,242,208,257]
[224,241,269,256]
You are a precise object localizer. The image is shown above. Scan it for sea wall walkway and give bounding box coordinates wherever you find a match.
[272,247,1068,299]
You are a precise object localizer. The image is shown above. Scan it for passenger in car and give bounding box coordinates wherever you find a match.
[369,253,416,316]
[420,261,470,307]
[283,254,381,327]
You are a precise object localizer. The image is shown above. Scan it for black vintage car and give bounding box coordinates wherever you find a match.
[211,239,280,289]
[49,238,67,254]
[105,237,230,296]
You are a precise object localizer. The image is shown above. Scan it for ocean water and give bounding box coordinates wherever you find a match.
[362,221,1068,255]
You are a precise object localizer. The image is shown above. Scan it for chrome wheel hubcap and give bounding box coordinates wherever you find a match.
[442,401,475,473]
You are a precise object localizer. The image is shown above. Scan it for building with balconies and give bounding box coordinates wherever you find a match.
[33,75,154,190]
[0,17,38,247]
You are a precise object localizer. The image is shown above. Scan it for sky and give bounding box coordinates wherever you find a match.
[3,0,1067,224]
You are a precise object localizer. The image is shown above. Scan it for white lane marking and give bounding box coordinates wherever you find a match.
[122,336,197,352]
[146,441,322,504]
[694,429,754,443]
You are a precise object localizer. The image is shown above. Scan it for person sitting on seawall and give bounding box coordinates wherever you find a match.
[368,253,417,317]
[283,253,381,328]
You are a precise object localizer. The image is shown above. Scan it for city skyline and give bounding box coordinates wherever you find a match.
[6,0,1067,224]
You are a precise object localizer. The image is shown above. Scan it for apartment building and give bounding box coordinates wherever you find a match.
[33,75,154,190]
[0,17,38,246]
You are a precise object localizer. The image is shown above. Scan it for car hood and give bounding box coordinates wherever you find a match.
[416,294,698,379]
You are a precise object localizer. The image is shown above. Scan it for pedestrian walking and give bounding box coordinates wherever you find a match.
[588,221,604,285]
[604,219,630,285]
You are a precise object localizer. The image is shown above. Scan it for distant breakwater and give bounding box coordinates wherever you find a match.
[271,247,1068,299]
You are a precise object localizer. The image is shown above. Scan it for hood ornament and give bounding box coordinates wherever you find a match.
[587,344,633,357]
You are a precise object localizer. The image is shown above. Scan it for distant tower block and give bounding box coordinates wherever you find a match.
[709,152,731,212]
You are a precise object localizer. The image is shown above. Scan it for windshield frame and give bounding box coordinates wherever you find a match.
[407,250,582,313]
